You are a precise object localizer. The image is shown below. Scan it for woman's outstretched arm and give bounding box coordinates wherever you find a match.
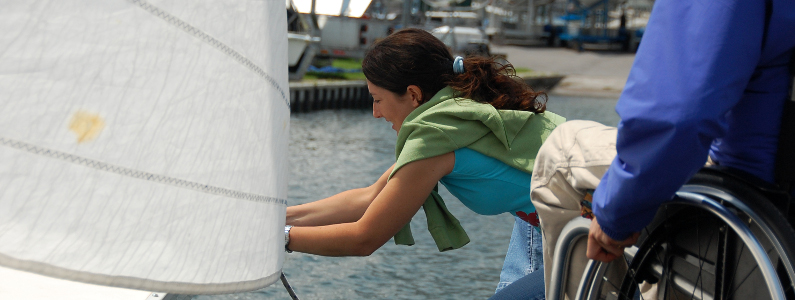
[287,152,454,256]
[286,164,395,226]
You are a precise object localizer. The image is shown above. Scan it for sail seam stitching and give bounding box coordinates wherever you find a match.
[0,137,287,205]
[127,0,290,108]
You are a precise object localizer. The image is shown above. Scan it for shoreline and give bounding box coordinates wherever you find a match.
[492,45,634,99]
[547,75,625,98]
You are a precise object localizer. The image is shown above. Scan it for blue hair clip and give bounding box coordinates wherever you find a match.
[453,56,465,74]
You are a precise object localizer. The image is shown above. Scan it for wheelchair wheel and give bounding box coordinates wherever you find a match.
[580,170,795,300]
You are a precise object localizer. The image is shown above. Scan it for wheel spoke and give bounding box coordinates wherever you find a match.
[653,225,683,300]
[725,259,757,300]
[691,213,704,300]
[650,231,682,300]
[724,235,746,299]
[691,219,720,300]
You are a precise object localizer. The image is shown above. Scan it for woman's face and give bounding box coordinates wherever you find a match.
[367,80,421,133]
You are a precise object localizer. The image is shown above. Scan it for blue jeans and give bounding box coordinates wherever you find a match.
[496,216,544,293]
[489,266,545,300]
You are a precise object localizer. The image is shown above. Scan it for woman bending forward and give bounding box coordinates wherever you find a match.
[286,28,564,295]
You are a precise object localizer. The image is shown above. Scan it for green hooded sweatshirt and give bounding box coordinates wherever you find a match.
[391,86,565,251]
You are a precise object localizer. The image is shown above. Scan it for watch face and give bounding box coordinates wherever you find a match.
[284,226,293,253]
[285,226,292,244]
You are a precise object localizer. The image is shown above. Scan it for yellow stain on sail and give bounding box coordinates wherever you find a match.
[69,111,105,143]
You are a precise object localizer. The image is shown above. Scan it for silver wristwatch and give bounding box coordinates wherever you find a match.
[284,225,293,253]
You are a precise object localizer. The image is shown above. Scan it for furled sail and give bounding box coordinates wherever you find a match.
[0,0,289,295]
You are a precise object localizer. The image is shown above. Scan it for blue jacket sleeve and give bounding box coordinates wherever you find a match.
[592,0,766,240]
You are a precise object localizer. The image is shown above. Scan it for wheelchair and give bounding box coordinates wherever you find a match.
[537,50,795,300]
[548,165,795,300]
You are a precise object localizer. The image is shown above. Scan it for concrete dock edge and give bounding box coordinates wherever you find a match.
[289,75,567,113]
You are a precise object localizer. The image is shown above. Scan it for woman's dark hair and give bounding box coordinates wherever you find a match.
[362,28,546,113]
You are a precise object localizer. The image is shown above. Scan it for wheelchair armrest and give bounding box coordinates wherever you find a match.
[695,165,792,215]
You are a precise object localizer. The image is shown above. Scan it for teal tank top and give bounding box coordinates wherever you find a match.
[439,148,539,226]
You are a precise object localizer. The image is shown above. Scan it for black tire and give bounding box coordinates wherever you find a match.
[583,169,795,300]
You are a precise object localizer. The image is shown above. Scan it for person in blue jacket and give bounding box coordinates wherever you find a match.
[491,0,795,299]
[588,0,795,263]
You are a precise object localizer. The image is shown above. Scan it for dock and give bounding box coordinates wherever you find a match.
[288,74,565,113]
[289,80,371,113]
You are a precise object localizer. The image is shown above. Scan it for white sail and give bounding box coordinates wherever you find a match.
[0,0,289,295]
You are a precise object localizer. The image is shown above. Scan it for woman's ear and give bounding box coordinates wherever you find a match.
[406,85,423,108]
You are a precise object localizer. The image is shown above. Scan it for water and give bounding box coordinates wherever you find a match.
[198,95,620,300]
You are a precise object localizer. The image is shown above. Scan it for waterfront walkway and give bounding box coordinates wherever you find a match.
[492,45,636,98]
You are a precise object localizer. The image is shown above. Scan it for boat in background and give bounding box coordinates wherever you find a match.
[431,25,491,57]
[287,0,321,81]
